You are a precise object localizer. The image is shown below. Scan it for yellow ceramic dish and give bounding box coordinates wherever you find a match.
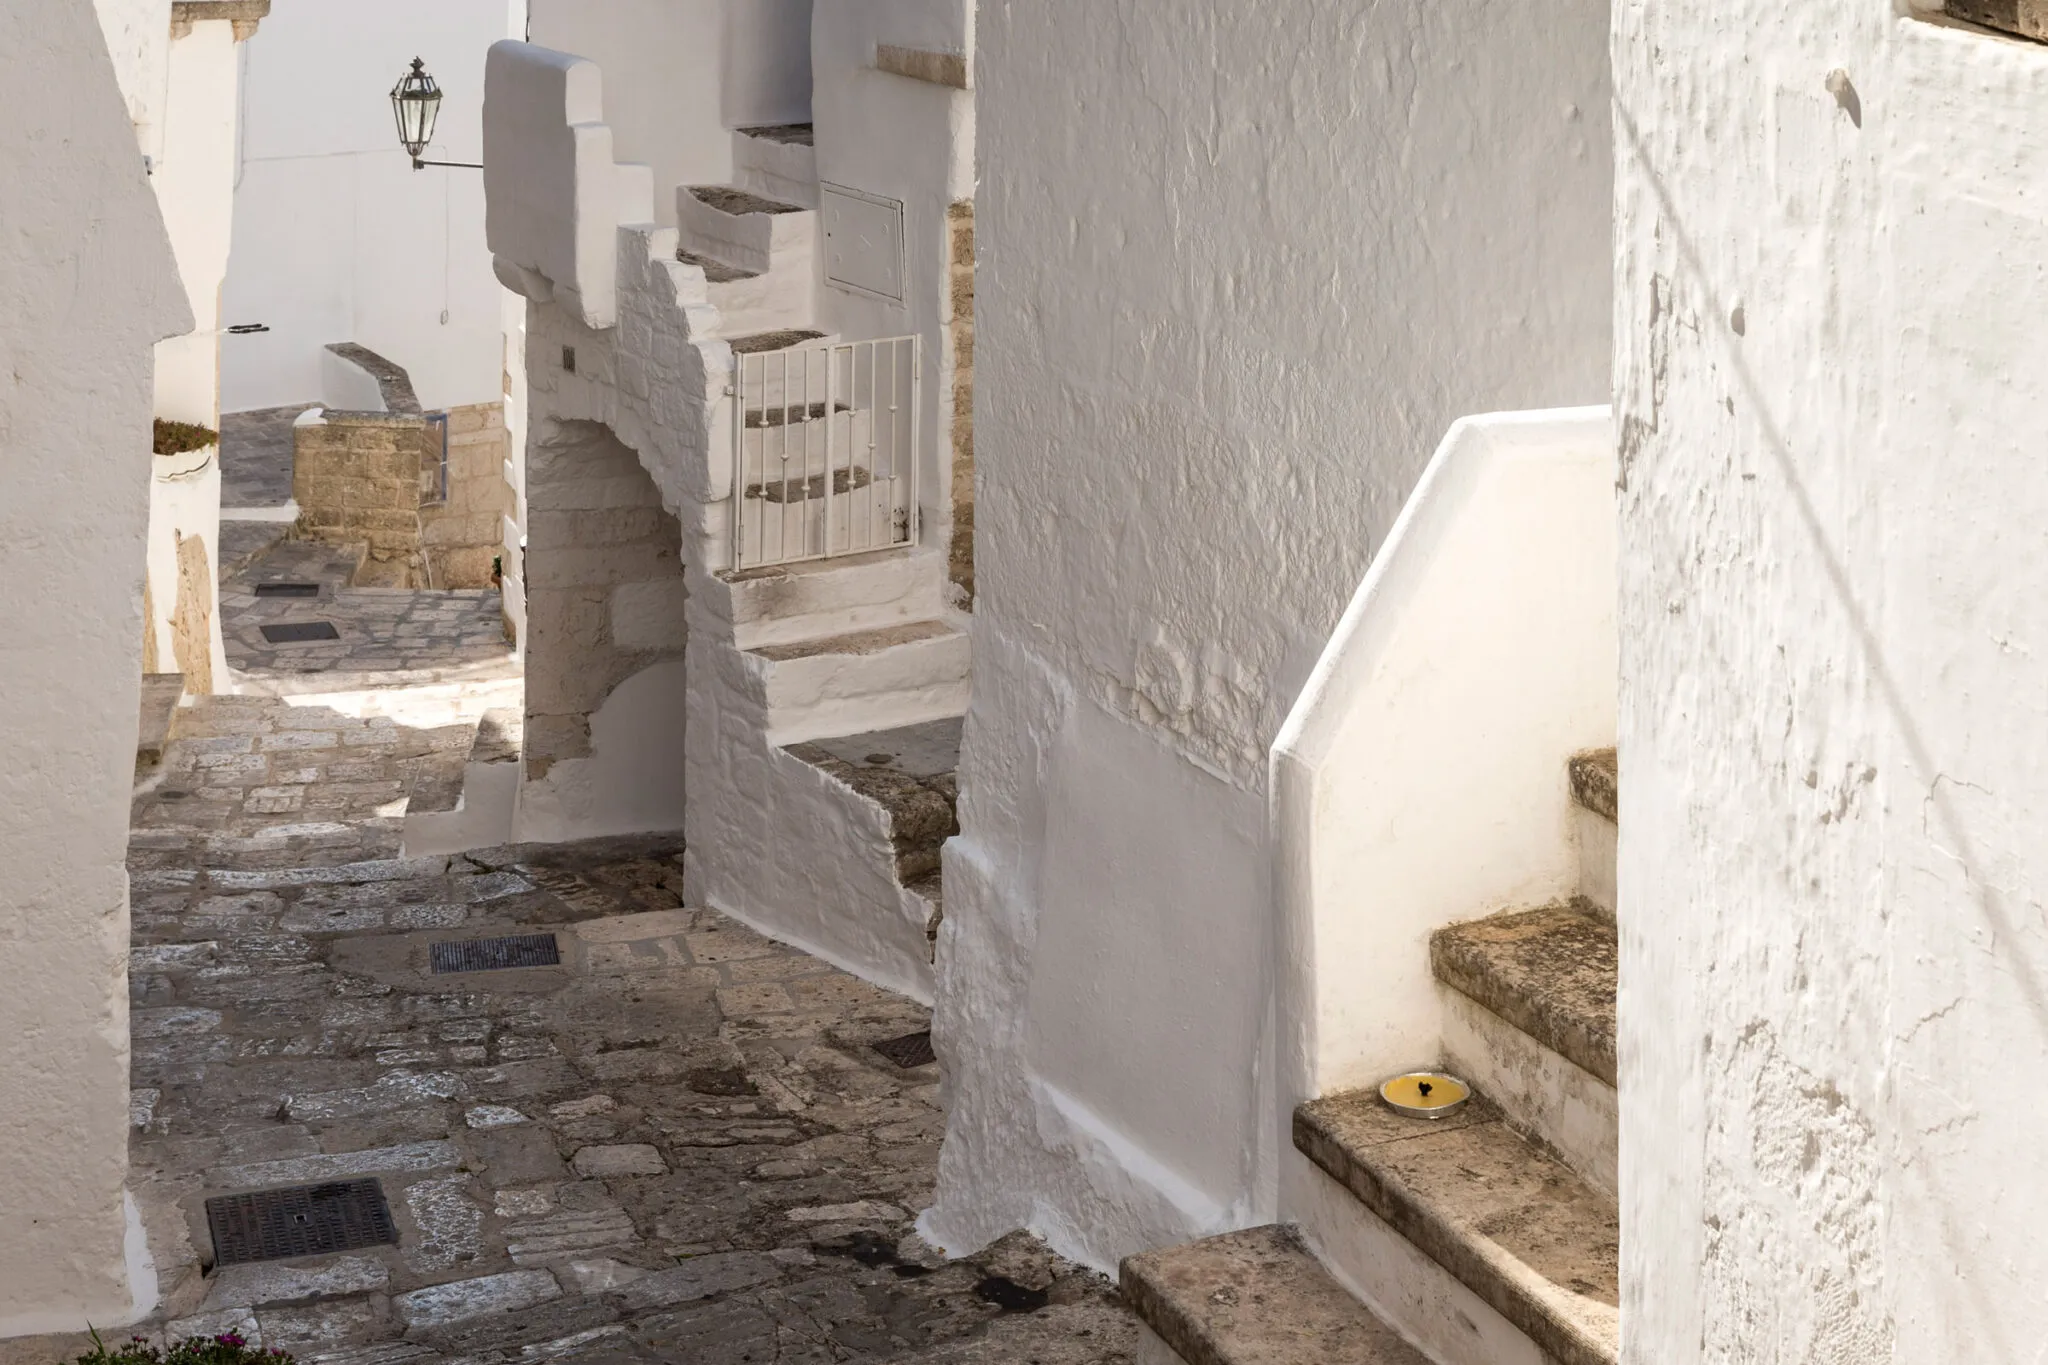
[1379,1071,1471,1119]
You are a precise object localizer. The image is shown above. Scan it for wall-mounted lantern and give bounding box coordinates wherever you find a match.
[391,58,482,171]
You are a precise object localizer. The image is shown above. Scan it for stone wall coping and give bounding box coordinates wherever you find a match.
[325,342,424,417]
[876,44,970,90]
[314,410,429,430]
[170,0,269,39]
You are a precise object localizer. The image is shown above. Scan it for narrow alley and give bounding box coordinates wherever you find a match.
[38,546,1137,1365]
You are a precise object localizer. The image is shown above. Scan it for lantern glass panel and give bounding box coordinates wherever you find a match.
[391,58,442,160]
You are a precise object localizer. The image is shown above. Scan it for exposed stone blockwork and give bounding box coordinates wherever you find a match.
[291,413,432,586]
[421,401,517,589]
[1944,0,2048,39]
[522,421,688,785]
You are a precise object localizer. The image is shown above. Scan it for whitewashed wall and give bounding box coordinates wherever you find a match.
[222,0,521,412]
[1617,5,2048,1360]
[725,0,813,131]
[810,0,973,573]
[0,0,189,1335]
[926,0,1611,1270]
[526,0,810,230]
[94,0,170,162]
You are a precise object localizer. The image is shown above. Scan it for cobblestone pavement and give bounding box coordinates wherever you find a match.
[8,577,1138,1364]
[224,542,516,691]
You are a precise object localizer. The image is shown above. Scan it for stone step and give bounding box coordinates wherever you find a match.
[734,123,818,209]
[401,707,523,857]
[729,327,829,355]
[677,244,814,338]
[137,672,185,771]
[1570,747,1617,922]
[787,718,960,963]
[742,618,970,747]
[705,546,951,651]
[1121,1224,1430,1365]
[787,716,962,883]
[1293,1091,1619,1365]
[1432,903,1617,1192]
[678,185,815,279]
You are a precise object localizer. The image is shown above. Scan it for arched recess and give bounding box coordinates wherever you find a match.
[518,418,690,841]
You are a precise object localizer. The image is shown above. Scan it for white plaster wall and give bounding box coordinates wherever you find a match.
[0,0,190,1335]
[527,0,730,230]
[221,0,521,412]
[1272,409,1615,1108]
[810,1,972,561]
[145,20,241,692]
[93,0,170,161]
[484,41,641,332]
[927,0,1611,1271]
[724,0,813,131]
[518,659,689,843]
[1616,6,2048,1361]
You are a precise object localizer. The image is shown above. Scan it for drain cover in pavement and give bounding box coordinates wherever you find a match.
[253,582,321,599]
[873,1030,937,1069]
[431,933,562,974]
[260,621,340,644]
[206,1179,397,1266]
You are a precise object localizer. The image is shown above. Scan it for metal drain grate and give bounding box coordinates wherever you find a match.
[206,1179,397,1266]
[872,1030,937,1069]
[253,582,321,599]
[260,621,340,644]
[431,933,562,974]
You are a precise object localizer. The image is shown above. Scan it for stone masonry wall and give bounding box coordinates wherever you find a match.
[292,412,430,586]
[948,200,974,605]
[522,419,689,783]
[421,400,515,589]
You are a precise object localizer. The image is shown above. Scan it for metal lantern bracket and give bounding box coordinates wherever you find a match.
[391,57,482,171]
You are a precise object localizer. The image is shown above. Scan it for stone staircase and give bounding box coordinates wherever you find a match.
[787,717,962,960]
[402,706,523,856]
[1126,749,1620,1365]
[646,126,965,999]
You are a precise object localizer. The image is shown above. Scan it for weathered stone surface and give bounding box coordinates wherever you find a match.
[571,1144,668,1177]
[1122,1225,1428,1365]
[394,1269,563,1328]
[1430,902,1617,1085]
[611,1253,783,1311]
[1568,747,1617,822]
[1294,1090,1619,1365]
[205,1256,390,1309]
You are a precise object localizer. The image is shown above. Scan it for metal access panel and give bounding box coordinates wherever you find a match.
[821,183,907,303]
[431,933,562,974]
[872,1030,937,1069]
[253,583,321,599]
[206,1180,397,1266]
[260,621,340,643]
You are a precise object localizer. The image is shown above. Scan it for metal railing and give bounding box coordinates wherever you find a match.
[730,335,920,571]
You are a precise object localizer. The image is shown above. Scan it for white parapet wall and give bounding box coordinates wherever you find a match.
[485,40,654,331]
[1269,407,1617,1105]
[0,0,190,1336]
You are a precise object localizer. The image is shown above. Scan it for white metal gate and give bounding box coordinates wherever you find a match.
[731,335,920,571]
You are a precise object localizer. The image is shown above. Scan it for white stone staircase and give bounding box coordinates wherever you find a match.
[674,180,817,340]
[1128,751,1621,1365]
[733,123,819,209]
